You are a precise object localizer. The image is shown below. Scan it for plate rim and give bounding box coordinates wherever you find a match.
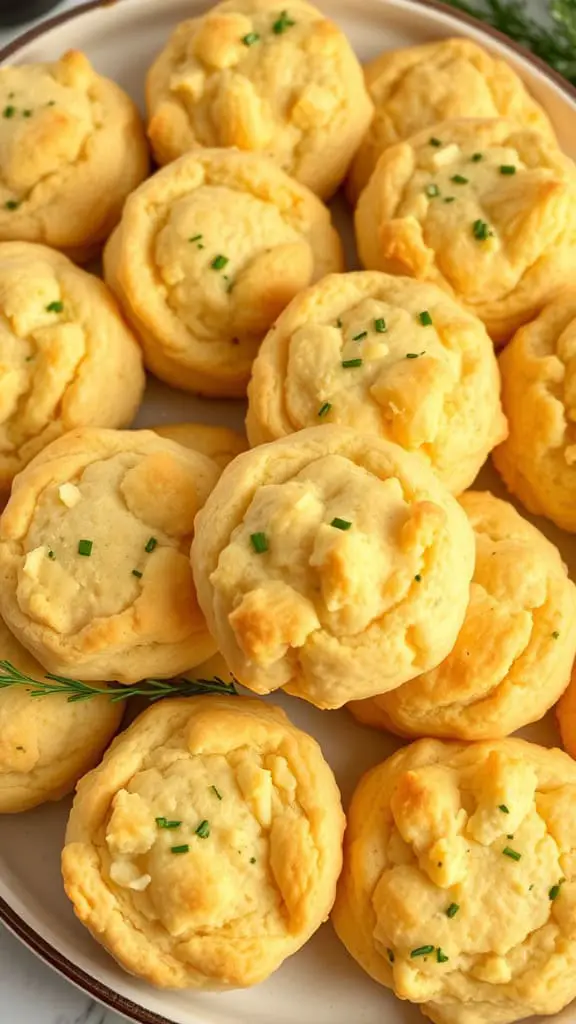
[1,0,576,1021]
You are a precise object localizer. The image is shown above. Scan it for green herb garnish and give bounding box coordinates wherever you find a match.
[156,817,182,829]
[5,200,19,210]
[446,902,460,918]
[374,318,387,333]
[250,856,257,863]
[46,301,63,313]
[211,254,229,271]
[414,574,422,582]
[145,537,157,553]
[410,945,435,958]
[250,531,269,554]
[451,174,469,184]
[171,844,189,854]
[552,630,560,639]
[48,550,55,560]
[471,152,483,162]
[195,819,210,839]
[189,234,203,243]
[22,109,32,118]
[242,31,260,45]
[272,9,295,33]
[499,804,510,813]
[352,331,368,341]
[429,137,442,147]
[318,402,332,418]
[77,539,93,557]
[500,165,517,175]
[406,351,425,359]
[425,183,440,198]
[473,219,493,241]
[387,948,395,963]
[132,569,143,578]
[342,358,363,368]
[549,878,565,901]
[436,948,449,963]
[444,196,456,203]
[3,105,15,118]
[418,311,433,326]
[211,785,223,800]
[331,518,352,531]
[503,846,521,861]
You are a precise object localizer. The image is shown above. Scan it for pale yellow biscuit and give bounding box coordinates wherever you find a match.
[355,118,576,345]
[0,428,221,683]
[333,736,576,1024]
[348,38,554,204]
[493,290,576,532]
[191,425,475,709]
[349,491,576,741]
[62,694,345,988]
[104,148,343,398]
[146,0,373,200]
[151,423,246,470]
[0,51,149,261]
[246,272,507,494]
[0,242,145,497]
[0,615,122,813]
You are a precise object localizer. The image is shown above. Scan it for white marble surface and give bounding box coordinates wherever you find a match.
[0,0,553,1022]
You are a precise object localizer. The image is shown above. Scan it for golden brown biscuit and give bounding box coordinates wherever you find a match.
[0,428,220,683]
[355,118,576,345]
[348,38,554,203]
[349,491,576,741]
[493,290,576,532]
[557,664,576,760]
[146,0,373,200]
[246,272,507,494]
[151,423,246,470]
[333,736,576,1024]
[0,242,145,496]
[191,425,475,709]
[0,615,122,813]
[0,51,149,261]
[104,148,343,398]
[62,695,345,988]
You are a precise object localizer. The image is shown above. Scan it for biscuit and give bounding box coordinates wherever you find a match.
[557,665,576,760]
[191,425,475,709]
[62,694,345,988]
[0,615,122,813]
[0,428,221,683]
[332,736,576,1024]
[348,38,554,203]
[349,491,576,741]
[0,242,145,497]
[493,290,576,532]
[0,51,149,262]
[246,272,507,494]
[151,423,246,470]
[146,0,373,200]
[355,118,576,345]
[104,148,343,398]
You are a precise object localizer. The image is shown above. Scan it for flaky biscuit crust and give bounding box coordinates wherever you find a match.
[349,491,576,740]
[191,425,475,709]
[0,242,145,495]
[493,290,576,532]
[355,118,576,344]
[104,148,343,397]
[0,428,220,683]
[333,736,576,1024]
[0,615,122,813]
[348,38,554,203]
[146,0,372,199]
[62,695,345,989]
[151,422,246,470]
[246,272,507,494]
[0,51,149,261]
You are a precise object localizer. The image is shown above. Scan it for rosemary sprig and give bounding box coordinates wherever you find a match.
[444,0,576,85]
[0,660,237,703]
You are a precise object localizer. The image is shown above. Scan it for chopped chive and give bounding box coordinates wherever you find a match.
[331,517,352,531]
[352,331,368,341]
[443,196,456,203]
[318,402,332,418]
[507,834,514,839]
[425,183,440,198]
[171,844,189,854]
[503,846,521,861]
[2,105,15,118]
[195,819,210,839]
[77,539,93,557]
[552,630,560,639]
[436,948,449,963]
[549,878,565,901]
[47,100,56,106]
[529,884,534,891]
[471,152,483,162]
[341,358,363,368]
[387,948,395,963]
[145,537,157,553]
[429,137,442,147]
[472,219,493,241]
[500,165,516,175]
[47,550,55,560]
[418,311,433,326]
[250,856,257,863]
[451,174,468,185]
[414,574,422,582]
[211,254,229,271]
[189,234,203,243]
[242,31,260,45]
[4,200,19,210]
[210,785,222,800]
[374,318,387,333]
[46,301,63,313]
[22,109,32,118]
[499,804,509,813]
[156,817,182,829]
[132,569,143,578]
[336,318,342,328]
[250,531,268,554]
[446,903,460,918]
[272,9,295,33]
[406,351,425,359]
[410,945,434,958]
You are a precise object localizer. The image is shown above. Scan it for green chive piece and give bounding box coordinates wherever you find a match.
[436,948,449,963]
[352,331,368,341]
[145,537,157,553]
[195,819,210,839]
[418,311,433,326]
[331,518,352,531]
[189,234,203,243]
[451,174,468,185]
[472,219,493,241]
[549,878,565,901]
[443,196,456,203]
[47,100,56,106]
[132,569,143,578]
[341,358,363,368]
[250,856,257,863]
[425,183,440,198]
[500,165,516,175]
[414,574,422,582]
[171,844,189,854]
[48,550,55,560]
[250,531,268,554]
[210,785,223,800]
[429,137,442,147]
[22,109,32,118]
[406,351,424,359]
[446,902,460,918]
[529,884,534,891]
[211,254,229,271]
[374,318,387,333]
[156,817,182,829]
[3,105,15,118]
[552,630,560,639]
[410,945,435,958]
[503,846,521,861]
[46,301,63,313]
[387,948,395,963]
[318,402,332,418]
[242,31,260,45]
[5,200,19,210]
[507,834,514,839]
[499,804,509,813]
[272,9,295,33]
[471,152,483,162]
[77,539,93,557]
[336,318,342,328]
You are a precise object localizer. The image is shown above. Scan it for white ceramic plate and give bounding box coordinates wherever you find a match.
[2,1,576,1022]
